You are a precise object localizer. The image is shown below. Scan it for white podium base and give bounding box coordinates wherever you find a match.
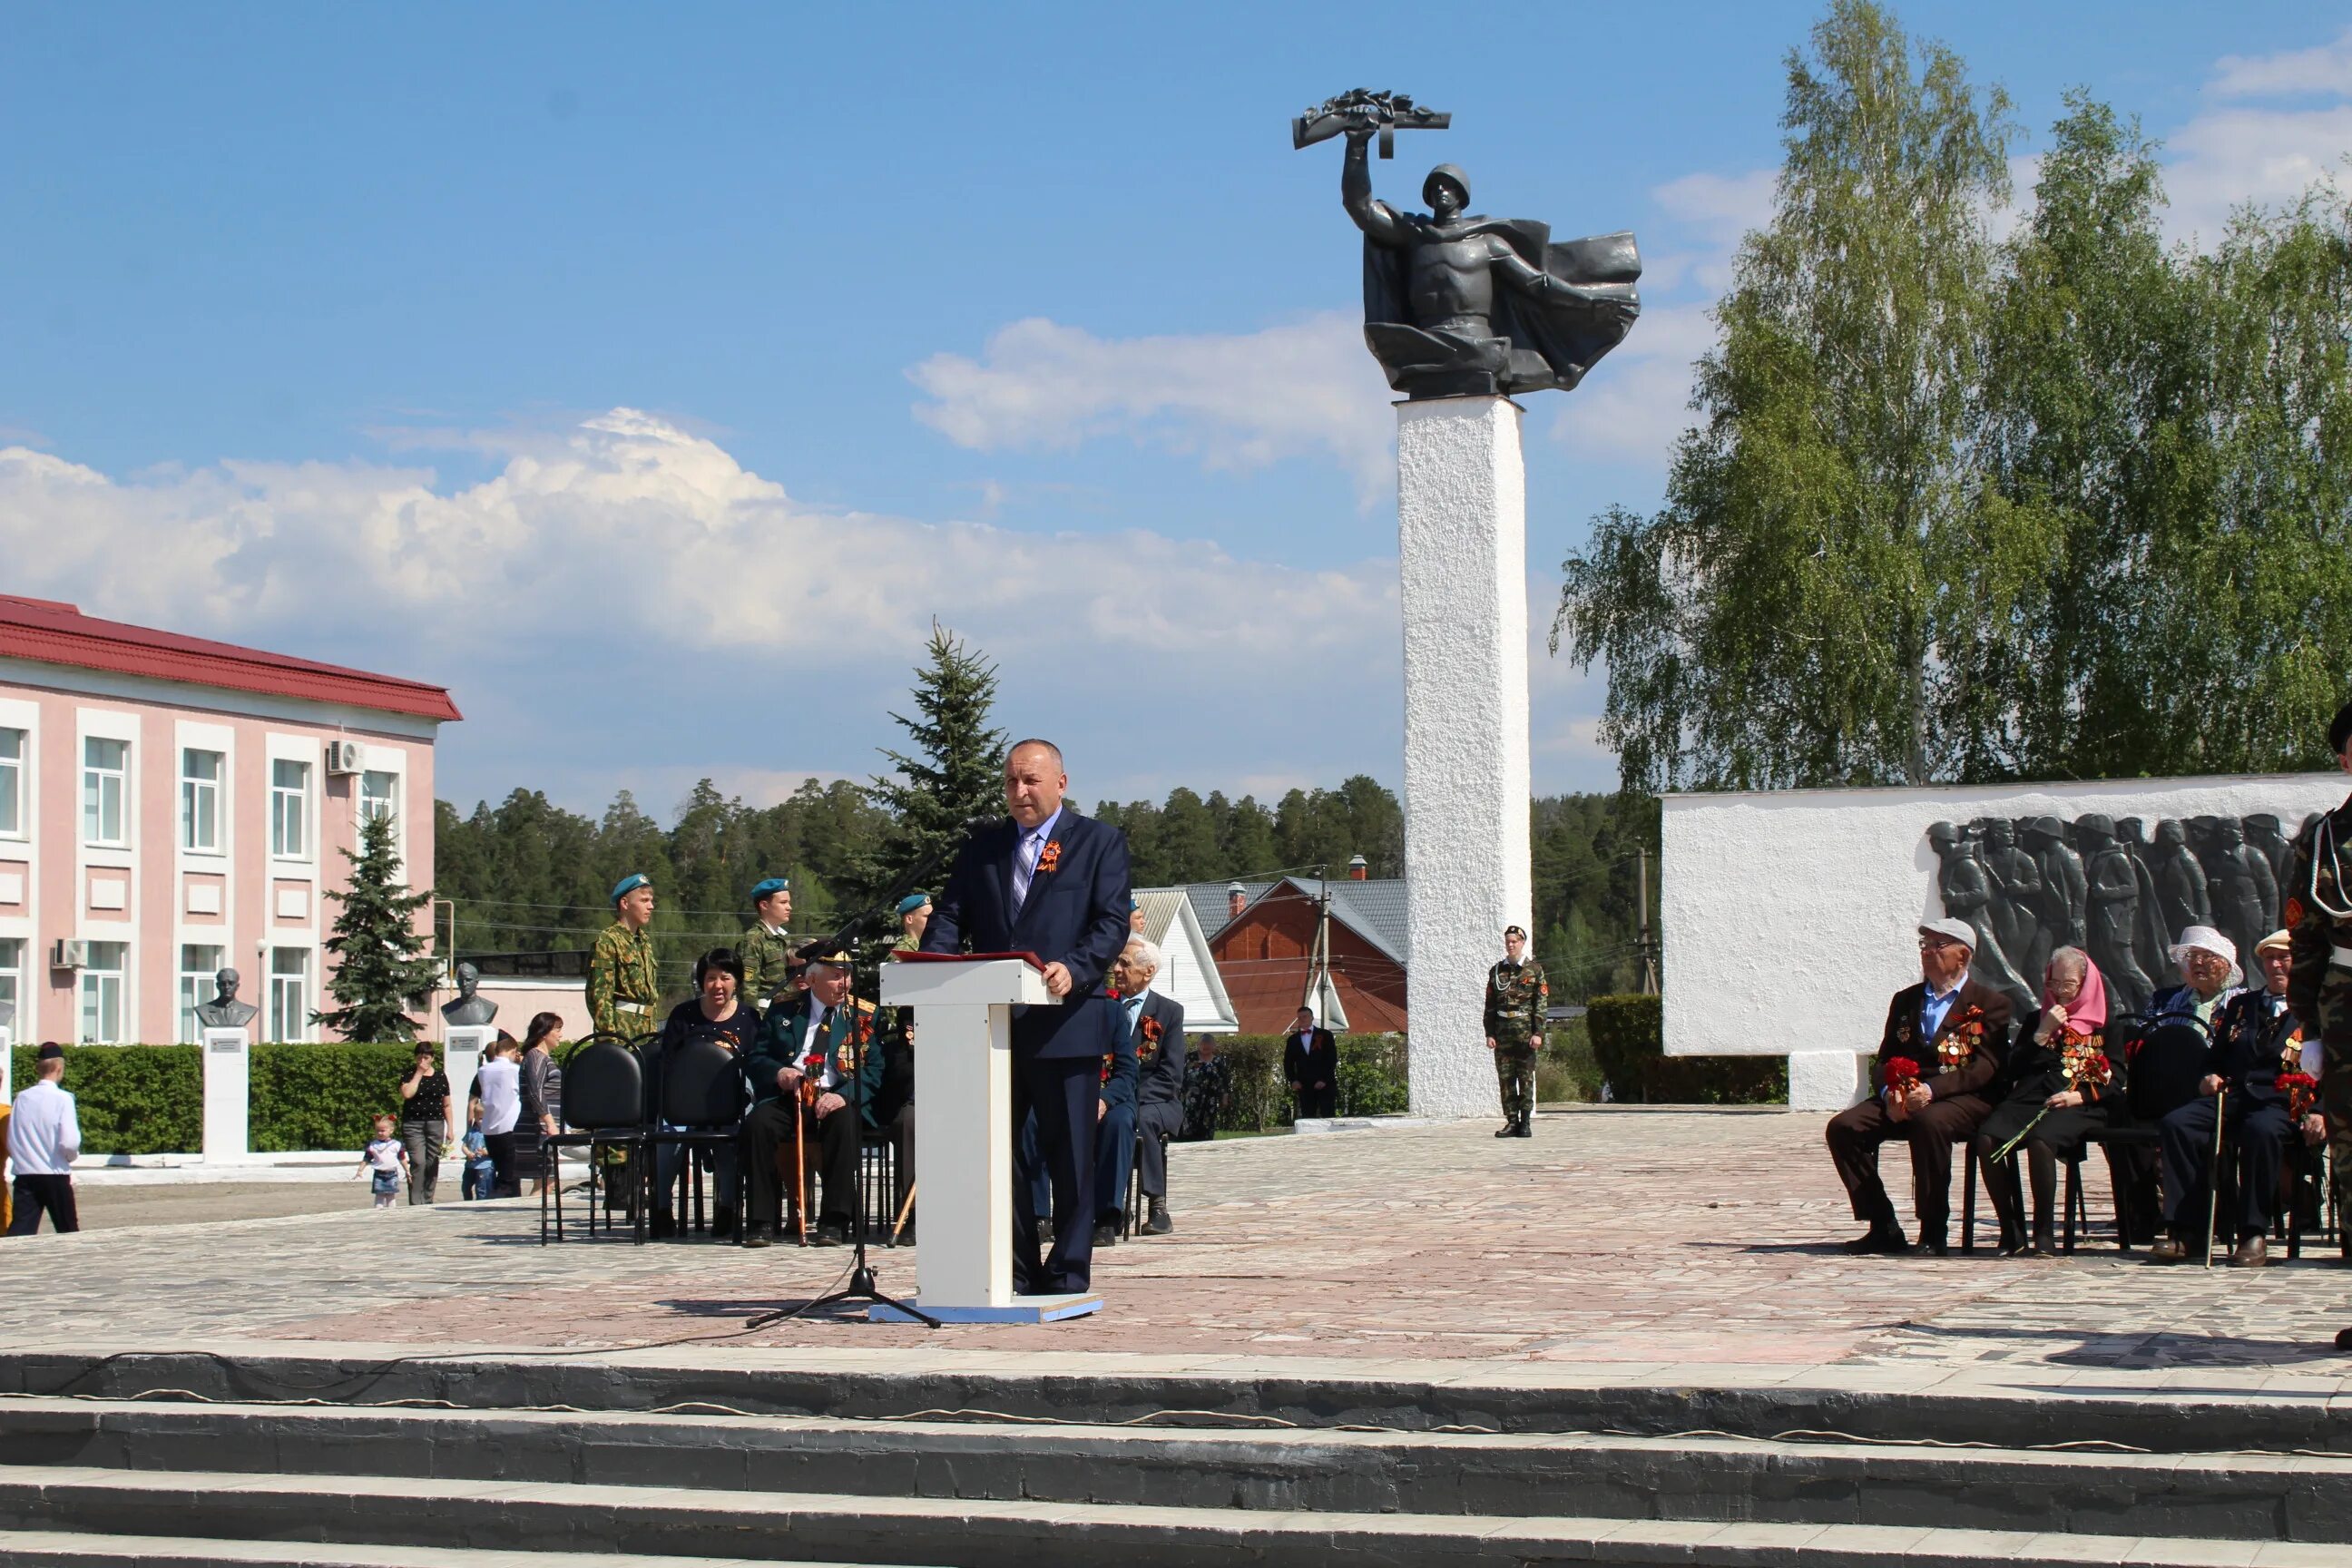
[868,1291,1102,1325]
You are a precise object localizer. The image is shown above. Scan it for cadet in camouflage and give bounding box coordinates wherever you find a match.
[2287,700,2352,1273]
[1484,925,1548,1139]
[739,877,795,1013]
[589,873,662,1041]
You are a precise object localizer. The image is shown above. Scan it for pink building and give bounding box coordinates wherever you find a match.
[0,596,460,1045]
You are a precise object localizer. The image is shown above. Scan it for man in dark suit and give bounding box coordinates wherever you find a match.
[1093,935,1185,1242]
[1824,917,2014,1256]
[1283,1007,1339,1120]
[921,738,1133,1294]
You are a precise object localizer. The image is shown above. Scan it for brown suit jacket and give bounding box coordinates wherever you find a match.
[1873,976,2012,1103]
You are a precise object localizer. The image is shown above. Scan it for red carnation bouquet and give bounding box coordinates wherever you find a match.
[2280,1069,2320,1119]
[1884,1056,1922,1096]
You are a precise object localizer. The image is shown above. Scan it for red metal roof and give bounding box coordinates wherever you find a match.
[0,597,462,722]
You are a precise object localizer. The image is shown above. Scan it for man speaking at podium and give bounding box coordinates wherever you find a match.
[922,738,1132,1294]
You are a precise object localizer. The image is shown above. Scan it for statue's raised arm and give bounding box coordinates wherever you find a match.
[1296,88,1642,401]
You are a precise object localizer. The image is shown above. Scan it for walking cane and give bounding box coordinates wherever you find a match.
[890,1179,918,1244]
[2205,1085,2227,1269]
[793,1086,810,1246]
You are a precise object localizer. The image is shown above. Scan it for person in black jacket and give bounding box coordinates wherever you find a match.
[1091,936,1185,1241]
[1972,947,2122,1257]
[921,738,1132,1295]
[2152,929,2320,1266]
[1282,1007,1338,1120]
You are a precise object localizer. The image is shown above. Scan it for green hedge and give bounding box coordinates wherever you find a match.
[1209,1034,1407,1131]
[9,1044,201,1155]
[1584,995,1787,1104]
[9,1042,446,1155]
[250,1042,423,1153]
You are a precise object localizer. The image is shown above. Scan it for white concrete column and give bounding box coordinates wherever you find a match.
[1396,395,1532,1119]
[201,1027,252,1163]
[1788,1051,1867,1112]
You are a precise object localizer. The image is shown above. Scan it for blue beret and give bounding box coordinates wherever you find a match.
[751,877,790,902]
[610,873,652,906]
[897,892,932,916]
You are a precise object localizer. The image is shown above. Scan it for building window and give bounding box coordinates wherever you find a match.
[359,769,398,825]
[0,727,23,837]
[179,943,227,1043]
[81,941,127,1044]
[269,946,309,1041]
[270,758,310,858]
[0,936,21,1036]
[181,749,223,853]
[83,737,129,847]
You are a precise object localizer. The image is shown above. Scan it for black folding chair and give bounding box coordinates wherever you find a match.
[543,1034,648,1245]
[2082,1011,2213,1250]
[1122,1124,1172,1239]
[645,1037,749,1238]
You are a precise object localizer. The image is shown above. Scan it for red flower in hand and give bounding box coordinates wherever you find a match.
[1885,1056,1922,1093]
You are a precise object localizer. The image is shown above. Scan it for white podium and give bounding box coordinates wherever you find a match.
[201,1027,254,1163]
[869,956,1102,1323]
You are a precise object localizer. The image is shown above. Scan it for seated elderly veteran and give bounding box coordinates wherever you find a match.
[739,947,871,1247]
[648,947,760,1241]
[1972,947,2122,1257]
[1091,936,1182,1245]
[2151,928,2317,1266]
[1825,917,2014,1256]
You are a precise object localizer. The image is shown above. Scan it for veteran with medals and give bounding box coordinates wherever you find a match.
[1825,917,2013,1256]
[740,946,871,1247]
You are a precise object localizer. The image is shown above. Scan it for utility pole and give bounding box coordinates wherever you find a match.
[1636,848,1660,995]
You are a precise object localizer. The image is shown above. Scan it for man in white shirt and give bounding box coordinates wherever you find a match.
[8,1044,83,1235]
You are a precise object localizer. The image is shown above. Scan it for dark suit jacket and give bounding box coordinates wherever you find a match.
[1098,999,1142,1112]
[747,993,873,1108]
[1282,1027,1338,1089]
[1132,992,1186,1107]
[1872,977,2011,1102]
[2204,988,2303,1111]
[920,806,1133,1059]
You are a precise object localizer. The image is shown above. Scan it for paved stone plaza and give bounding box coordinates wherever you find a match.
[9,1108,2351,1396]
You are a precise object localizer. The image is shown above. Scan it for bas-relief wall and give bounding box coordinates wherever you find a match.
[1662,773,2351,1065]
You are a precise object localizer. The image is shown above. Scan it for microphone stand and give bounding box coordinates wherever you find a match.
[750,835,972,1331]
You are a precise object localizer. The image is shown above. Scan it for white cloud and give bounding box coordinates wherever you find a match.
[2210,29,2352,100]
[907,312,1396,498]
[1546,301,1713,472]
[1651,168,1778,250]
[0,410,1406,804]
[2160,103,2352,244]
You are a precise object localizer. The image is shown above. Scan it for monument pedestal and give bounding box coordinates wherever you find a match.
[1397,394,1533,1119]
[444,1024,493,1127]
[1789,1052,1867,1112]
[201,1027,254,1164]
[869,957,1099,1324]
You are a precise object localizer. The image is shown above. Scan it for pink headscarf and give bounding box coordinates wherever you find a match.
[2046,950,2109,1036]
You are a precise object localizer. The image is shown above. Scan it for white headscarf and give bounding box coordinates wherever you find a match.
[2167,925,2243,990]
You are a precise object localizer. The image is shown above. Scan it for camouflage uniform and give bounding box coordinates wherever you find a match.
[1484,956,1549,1124]
[740,923,795,1013]
[2283,790,2352,1216]
[588,920,662,1041]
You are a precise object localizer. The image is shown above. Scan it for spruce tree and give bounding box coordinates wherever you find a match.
[316,811,441,1042]
[860,622,1007,903]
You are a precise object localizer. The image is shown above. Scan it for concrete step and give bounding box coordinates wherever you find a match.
[1,1397,2346,1543]
[6,1346,2346,1455]
[0,1530,888,1568]
[0,1465,2343,1567]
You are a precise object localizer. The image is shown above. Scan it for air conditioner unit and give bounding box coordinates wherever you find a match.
[49,939,88,970]
[325,740,366,776]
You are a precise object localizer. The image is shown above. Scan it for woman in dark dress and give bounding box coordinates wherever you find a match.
[650,948,759,1240]
[1975,946,2122,1257]
[515,1012,565,1197]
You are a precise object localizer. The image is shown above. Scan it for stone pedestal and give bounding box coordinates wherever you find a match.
[201,1027,252,1163]
[1396,395,1533,1119]
[444,1024,494,1128]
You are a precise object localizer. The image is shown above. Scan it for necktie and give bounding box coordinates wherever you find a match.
[1013,830,1042,908]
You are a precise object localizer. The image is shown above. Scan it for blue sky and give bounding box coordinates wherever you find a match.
[5,3,2349,818]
